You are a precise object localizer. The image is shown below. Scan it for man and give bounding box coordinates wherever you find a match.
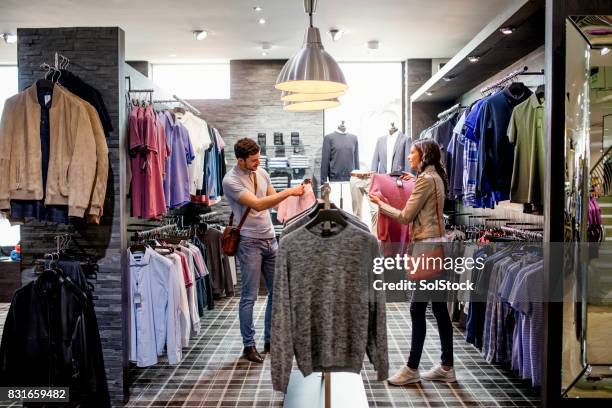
[222,138,305,363]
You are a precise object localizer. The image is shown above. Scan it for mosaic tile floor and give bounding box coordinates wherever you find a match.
[125,298,541,408]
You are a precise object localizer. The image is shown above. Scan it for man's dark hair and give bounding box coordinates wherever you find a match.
[234,138,260,160]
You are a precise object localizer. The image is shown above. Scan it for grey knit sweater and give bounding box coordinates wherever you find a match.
[271,222,388,393]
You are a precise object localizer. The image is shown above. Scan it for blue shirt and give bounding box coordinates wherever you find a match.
[476,89,532,201]
[129,248,181,367]
[160,111,195,209]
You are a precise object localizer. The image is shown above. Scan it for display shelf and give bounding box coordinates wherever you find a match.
[410,0,544,103]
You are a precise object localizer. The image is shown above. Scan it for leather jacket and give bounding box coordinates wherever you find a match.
[378,165,445,241]
[0,267,110,407]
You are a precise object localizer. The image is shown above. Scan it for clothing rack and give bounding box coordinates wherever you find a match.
[437,103,465,119]
[500,225,543,241]
[133,224,177,240]
[480,66,545,94]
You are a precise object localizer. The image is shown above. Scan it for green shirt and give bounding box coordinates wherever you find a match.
[507,93,545,205]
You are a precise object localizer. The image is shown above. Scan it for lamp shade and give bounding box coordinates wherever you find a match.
[281,90,345,102]
[283,98,340,112]
[276,27,347,94]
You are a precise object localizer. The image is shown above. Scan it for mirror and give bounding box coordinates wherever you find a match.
[562,15,612,400]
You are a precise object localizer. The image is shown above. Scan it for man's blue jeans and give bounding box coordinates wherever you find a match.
[236,236,277,347]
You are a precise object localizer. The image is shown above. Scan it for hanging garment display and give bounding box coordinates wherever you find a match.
[271,207,388,393]
[368,173,414,256]
[0,260,111,407]
[0,81,108,224]
[507,93,545,206]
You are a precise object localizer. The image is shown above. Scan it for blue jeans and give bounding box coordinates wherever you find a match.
[236,236,277,347]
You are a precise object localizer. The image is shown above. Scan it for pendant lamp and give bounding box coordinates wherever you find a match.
[284,98,340,112]
[280,90,345,102]
[276,0,347,95]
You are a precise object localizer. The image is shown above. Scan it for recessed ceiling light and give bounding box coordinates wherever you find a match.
[169,54,177,57]
[442,76,454,82]
[254,6,263,12]
[468,55,480,63]
[193,30,208,41]
[500,27,515,35]
[425,91,434,96]
[602,47,610,56]
[258,18,266,25]
[262,52,268,56]
[329,29,344,42]
[367,40,379,50]
[1,33,17,44]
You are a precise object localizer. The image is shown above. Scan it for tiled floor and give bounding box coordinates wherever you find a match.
[126,298,541,408]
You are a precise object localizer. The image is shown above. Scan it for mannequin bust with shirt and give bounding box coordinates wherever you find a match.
[320,120,360,182]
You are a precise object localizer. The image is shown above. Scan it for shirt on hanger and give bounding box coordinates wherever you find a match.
[176,111,210,196]
[508,93,545,206]
[386,131,399,174]
[159,111,195,209]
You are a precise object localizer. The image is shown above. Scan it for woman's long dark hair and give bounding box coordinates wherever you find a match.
[412,139,449,194]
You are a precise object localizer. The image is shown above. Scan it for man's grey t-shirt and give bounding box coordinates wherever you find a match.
[222,166,275,239]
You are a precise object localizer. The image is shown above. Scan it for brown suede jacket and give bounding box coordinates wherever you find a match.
[0,83,98,217]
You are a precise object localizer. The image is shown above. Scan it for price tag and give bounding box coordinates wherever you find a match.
[134,292,142,305]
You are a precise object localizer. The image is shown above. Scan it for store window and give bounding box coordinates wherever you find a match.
[151,63,230,99]
[0,65,20,247]
[324,62,403,171]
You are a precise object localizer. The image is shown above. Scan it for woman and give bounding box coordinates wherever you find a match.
[369,139,455,384]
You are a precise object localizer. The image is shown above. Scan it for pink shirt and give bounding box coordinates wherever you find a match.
[369,174,414,256]
[142,107,168,219]
[277,184,316,223]
[129,107,144,217]
[174,251,193,288]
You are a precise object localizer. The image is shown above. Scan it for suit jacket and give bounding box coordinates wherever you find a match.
[370,131,411,173]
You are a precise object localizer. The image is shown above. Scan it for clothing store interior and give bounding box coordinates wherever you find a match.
[0,1,611,407]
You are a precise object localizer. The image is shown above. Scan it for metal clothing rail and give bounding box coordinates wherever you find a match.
[480,66,545,94]
[500,225,543,241]
[133,224,177,239]
[437,103,465,119]
[173,94,201,115]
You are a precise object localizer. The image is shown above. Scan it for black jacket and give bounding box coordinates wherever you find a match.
[0,268,110,407]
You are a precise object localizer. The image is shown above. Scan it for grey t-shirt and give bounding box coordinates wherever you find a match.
[222,166,275,239]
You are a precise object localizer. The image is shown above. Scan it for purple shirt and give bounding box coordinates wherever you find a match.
[159,111,195,208]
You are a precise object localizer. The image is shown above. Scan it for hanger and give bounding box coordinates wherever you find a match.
[305,207,348,236]
[535,84,545,100]
[506,81,528,99]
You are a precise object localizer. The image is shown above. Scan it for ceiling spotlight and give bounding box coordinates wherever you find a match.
[169,54,177,58]
[253,6,263,12]
[262,52,268,56]
[468,55,480,63]
[442,76,454,82]
[1,33,17,44]
[193,30,208,41]
[258,18,266,25]
[602,47,610,56]
[367,40,379,50]
[329,29,344,42]
[500,27,515,35]
[425,91,434,96]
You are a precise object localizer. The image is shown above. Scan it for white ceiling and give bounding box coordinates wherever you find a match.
[0,0,523,64]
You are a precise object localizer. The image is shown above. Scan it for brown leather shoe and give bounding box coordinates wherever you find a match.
[242,346,264,363]
[263,342,271,354]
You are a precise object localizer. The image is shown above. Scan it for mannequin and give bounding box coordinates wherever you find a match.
[371,122,411,174]
[320,121,359,182]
